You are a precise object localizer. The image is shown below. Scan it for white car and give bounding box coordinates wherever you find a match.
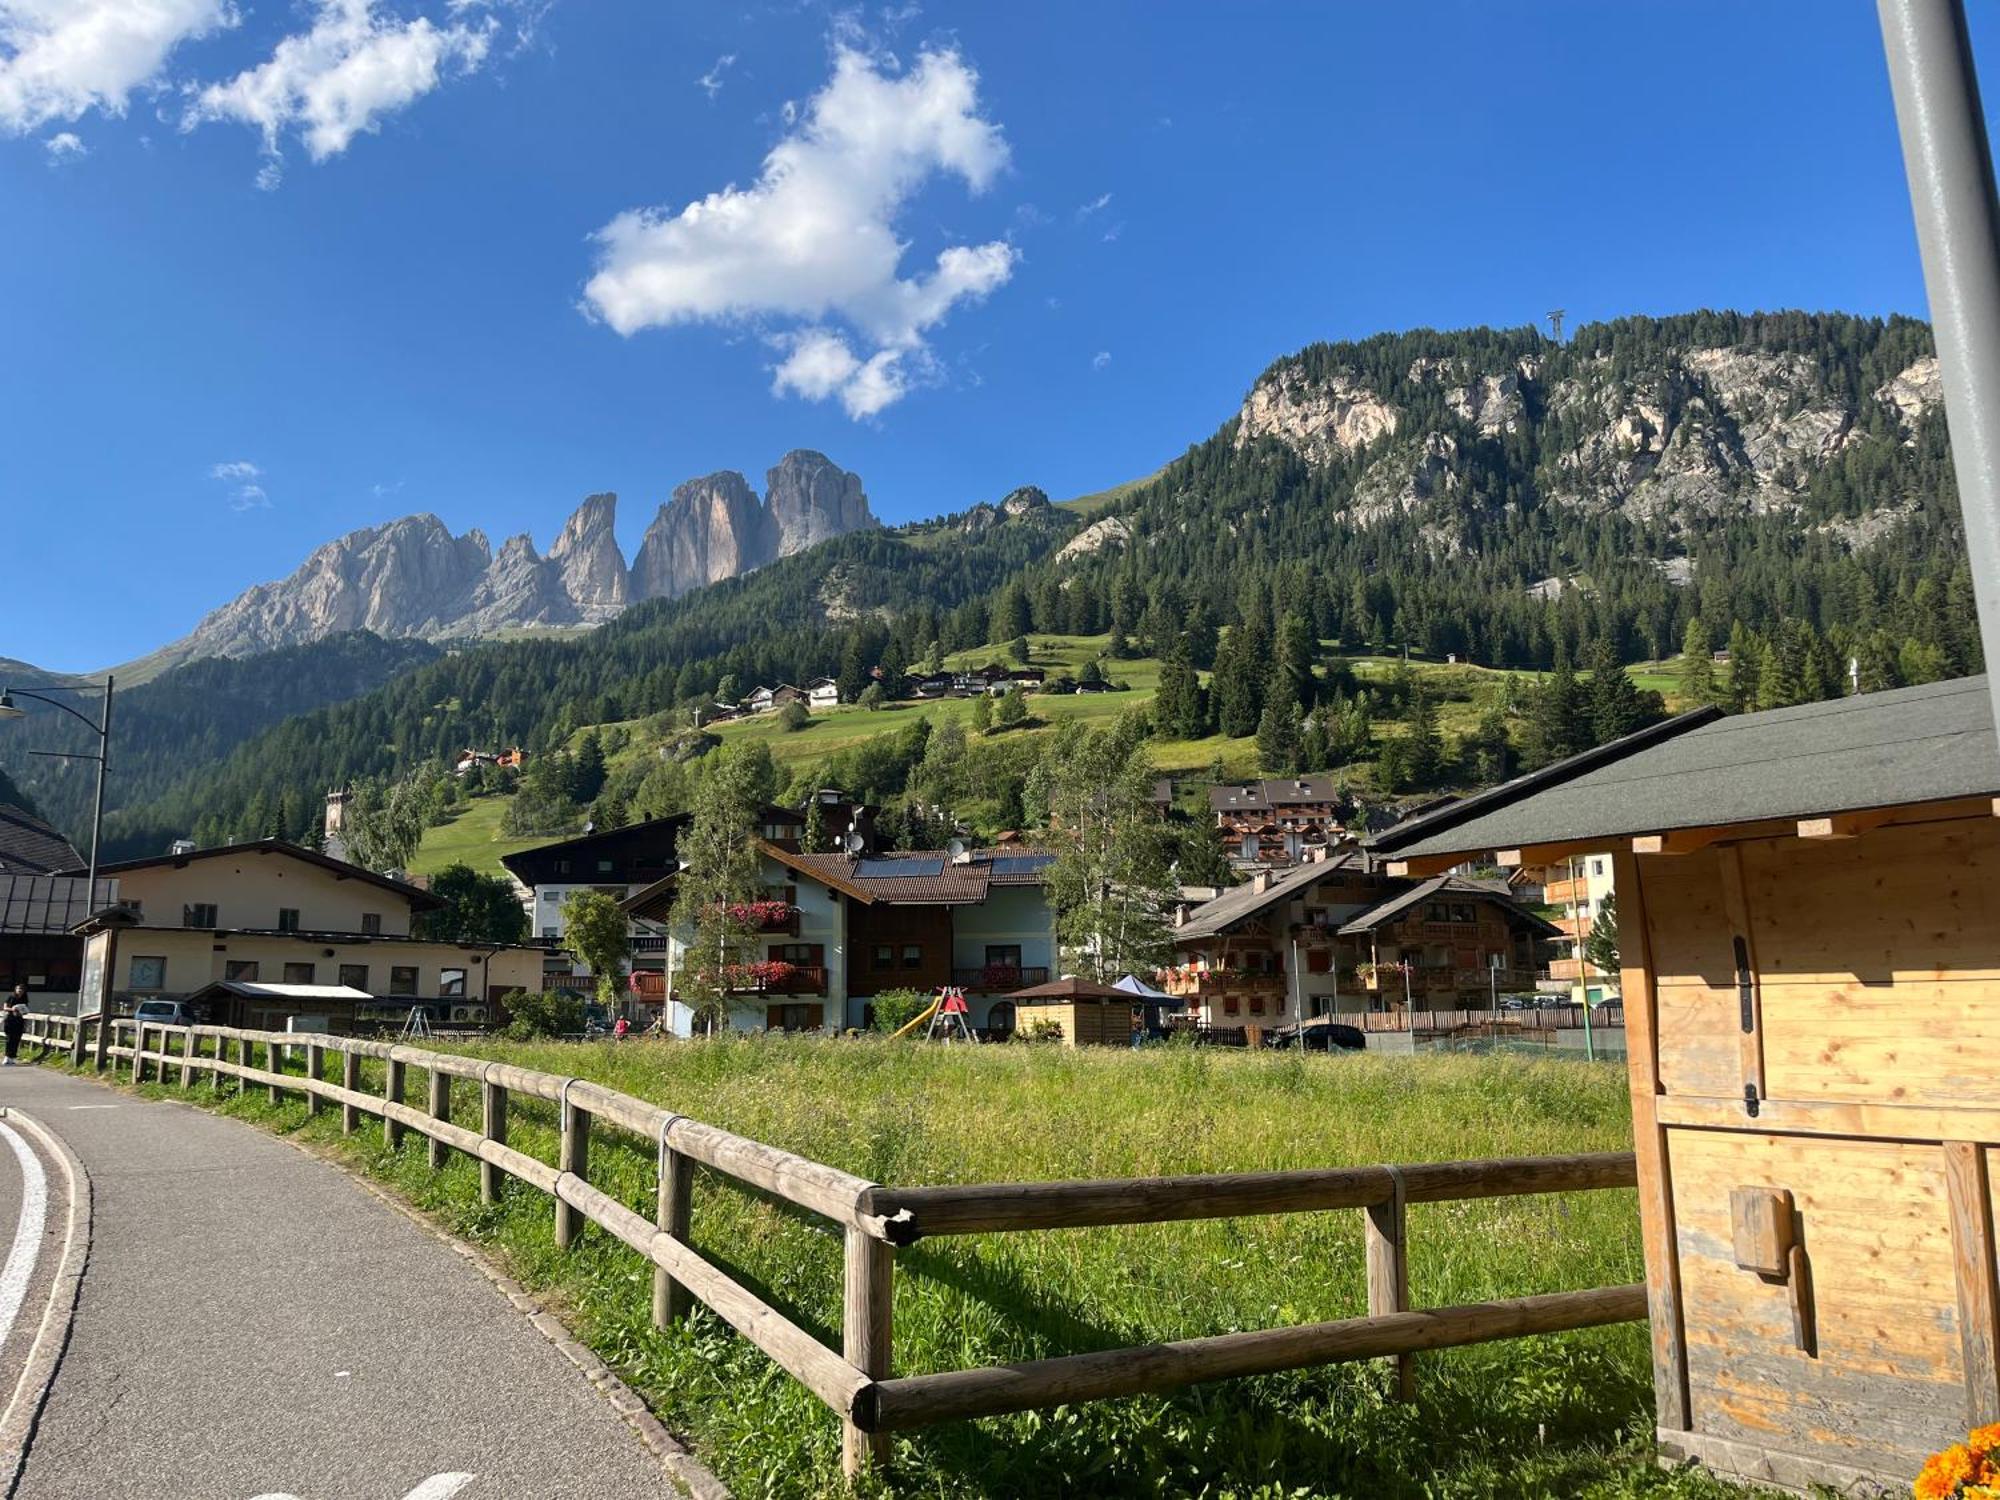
[132,999,197,1027]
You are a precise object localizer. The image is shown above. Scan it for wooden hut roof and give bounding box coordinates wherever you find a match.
[1367,675,1997,869]
[1172,852,1367,942]
[1005,977,1130,1001]
[1336,876,1562,937]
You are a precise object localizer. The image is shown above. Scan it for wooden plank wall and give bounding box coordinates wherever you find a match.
[1637,813,2000,1483]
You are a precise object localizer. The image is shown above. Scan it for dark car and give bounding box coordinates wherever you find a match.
[1271,1021,1366,1052]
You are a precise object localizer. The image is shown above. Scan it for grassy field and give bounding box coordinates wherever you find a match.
[407,789,544,876]
[101,1040,1769,1500]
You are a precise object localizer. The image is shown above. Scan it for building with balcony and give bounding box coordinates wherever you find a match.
[1208,775,1351,870]
[621,844,1055,1037]
[1536,853,1619,1005]
[77,839,545,1028]
[1165,847,1558,1029]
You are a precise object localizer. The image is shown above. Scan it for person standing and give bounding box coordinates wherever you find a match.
[3,986,27,1065]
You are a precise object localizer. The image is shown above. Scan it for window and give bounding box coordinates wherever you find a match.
[389,966,418,996]
[900,945,922,970]
[985,945,1023,967]
[597,859,614,874]
[1591,859,1605,877]
[873,944,894,969]
[128,955,166,991]
[1223,994,1240,1016]
[183,903,217,929]
[1249,995,1266,1015]
[225,960,259,983]
[283,962,315,985]
[440,968,467,998]
[338,964,369,991]
[360,913,382,936]
[555,859,571,876]
[277,908,301,934]
[541,926,560,940]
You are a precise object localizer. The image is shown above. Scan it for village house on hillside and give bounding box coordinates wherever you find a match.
[743,684,805,714]
[503,792,881,996]
[452,747,525,776]
[1209,775,1351,870]
[621,845,1056,1037]
[78,839,544,1030]
[1164,847,1556,1031]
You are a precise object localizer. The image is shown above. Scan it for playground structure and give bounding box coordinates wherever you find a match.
[888,987,977,1042]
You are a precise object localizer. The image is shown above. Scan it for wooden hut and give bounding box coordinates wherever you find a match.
[1007,977,1136,1047]
[1368,676,2000,1492]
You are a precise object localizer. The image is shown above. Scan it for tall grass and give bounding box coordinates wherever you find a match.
[104,1038,1767,1499]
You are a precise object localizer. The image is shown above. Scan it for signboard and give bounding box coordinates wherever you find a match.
[78,929,111,1017]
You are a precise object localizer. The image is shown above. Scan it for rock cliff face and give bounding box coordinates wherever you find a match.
[162,452,877,664]
[628,451,879,603]
[1232,321,1948,550]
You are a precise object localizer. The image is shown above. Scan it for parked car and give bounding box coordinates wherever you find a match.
[1269,1020,1367,1052]
[132,999,200,1027]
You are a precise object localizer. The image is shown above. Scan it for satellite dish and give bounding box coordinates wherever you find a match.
[946,837,968,863]
[843,831,865,854]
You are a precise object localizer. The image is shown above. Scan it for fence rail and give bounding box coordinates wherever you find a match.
[24,1009,1641,1480]
[1358,1004,1625,1033]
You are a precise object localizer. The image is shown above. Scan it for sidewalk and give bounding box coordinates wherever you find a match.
[2,1066,690,1500]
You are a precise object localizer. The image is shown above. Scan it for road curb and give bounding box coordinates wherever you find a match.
[111,1077,732,1500]
[0,1109,92,1499]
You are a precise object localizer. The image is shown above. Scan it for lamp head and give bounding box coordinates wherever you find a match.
[0,692,23,722]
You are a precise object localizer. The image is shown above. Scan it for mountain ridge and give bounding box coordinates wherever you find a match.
[142,449,879,674]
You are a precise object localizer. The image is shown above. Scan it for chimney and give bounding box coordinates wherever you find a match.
[1253,870,1275,893]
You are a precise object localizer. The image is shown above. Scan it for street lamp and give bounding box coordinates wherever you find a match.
[0,677,115,924]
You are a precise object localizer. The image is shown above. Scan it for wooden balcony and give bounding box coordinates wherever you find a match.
[1160,971,1285,1002]
[627,964,829,1001]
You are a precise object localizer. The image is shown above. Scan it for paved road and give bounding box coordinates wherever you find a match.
[0,1066,687,1500]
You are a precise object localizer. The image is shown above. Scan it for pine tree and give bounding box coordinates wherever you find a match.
[1678,618,1715,708]
[1727,623,1761,713]
[1587,637,1649,743]
[1403,691,1444,787]
[572,731,608,803]
[1153,636,1205,739]
[1255,696,1301,772]
[1524,655,1590,767]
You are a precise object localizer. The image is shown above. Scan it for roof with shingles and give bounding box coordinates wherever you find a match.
[1208,775,1343,814]
[1368,675,1999,862]
[90,837,444,910]
[0,803,83,876]
[1336,876,1562,937]
[1171,852,1368,943]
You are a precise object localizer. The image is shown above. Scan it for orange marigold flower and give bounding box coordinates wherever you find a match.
[1920,1445,1979,1500]
[1974,1423,2000,1455]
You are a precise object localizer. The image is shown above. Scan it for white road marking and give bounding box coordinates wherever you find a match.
[0,1119,48,1356]
[250,1474,475,1500]
[64,1105,118,1111]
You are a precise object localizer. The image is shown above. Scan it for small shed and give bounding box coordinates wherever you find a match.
[1008,977,1137,1047]
[1368,676,2000,1492]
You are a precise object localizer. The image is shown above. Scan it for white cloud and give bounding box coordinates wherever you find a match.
[210,458,267,508]
[183,0,494,179]
[583,45,1015,420]
[1101,220,1123,243]
[695,52,733,99]
[0,0,232,133]
[1075,191,1110,219]
[1091,350,1110,370]
[42,128,84,159]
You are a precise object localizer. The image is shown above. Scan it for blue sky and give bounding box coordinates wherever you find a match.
[1,0,1989,672]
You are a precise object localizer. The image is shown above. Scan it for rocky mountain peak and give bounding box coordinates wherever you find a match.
[764,450,877,555]
[1236,367,1400,464]
[547,492,629,622]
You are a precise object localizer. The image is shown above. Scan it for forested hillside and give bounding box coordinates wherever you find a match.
[78,311,1984,858]
[0,633,438,848]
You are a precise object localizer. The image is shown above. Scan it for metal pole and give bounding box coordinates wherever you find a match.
[85,676,111,922]
[1879,0,2000,734]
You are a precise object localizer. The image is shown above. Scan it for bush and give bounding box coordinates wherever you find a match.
[1020,1017,1066,1043]
[500,989,586,1040]
[778,700,811,732]
[870,989,931,1033]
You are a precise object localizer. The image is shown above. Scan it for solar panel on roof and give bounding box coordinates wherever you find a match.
[856,858,945,878]
[989,855,1053,875]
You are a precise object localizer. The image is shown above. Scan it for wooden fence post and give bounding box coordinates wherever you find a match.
[180,1030,196,1089]
[69,1012,86,1067]
[428,1069,451,1170]
[238,1036,254,1092]
[480,1073,507,1206]
[268,1037,284,1106]
[93,1014,111,1072]
[1365,1171,1414,1401]
[654,1134,693,1328]
[341,1051,361,1135]
[556,1090,589,1250]
[385,1055,406,1148]
[842,1227,894,1478]
[305,1042,324,1118]
[131,1023,148,1084]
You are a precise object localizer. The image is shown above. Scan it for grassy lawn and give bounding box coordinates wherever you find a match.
[409,790,544,876]
[103,1040,1770,1500]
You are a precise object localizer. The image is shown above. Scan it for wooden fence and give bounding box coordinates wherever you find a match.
[24,1011,1644,1479]
[1358,1003,1626,1033]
